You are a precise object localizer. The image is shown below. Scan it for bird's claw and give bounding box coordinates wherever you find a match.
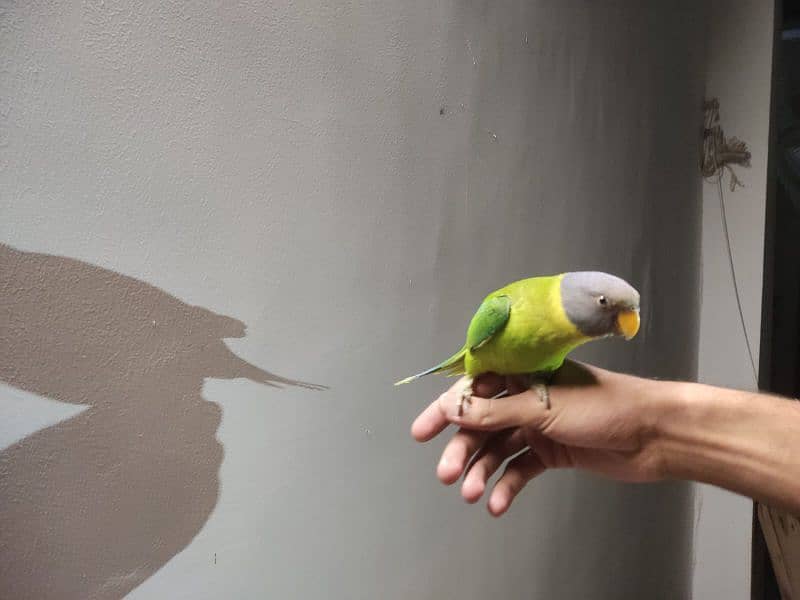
[457,390,470,416]
[531,382,550,410]
[456,377,475,416]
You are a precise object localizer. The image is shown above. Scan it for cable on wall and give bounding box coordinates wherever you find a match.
[701,98,759,388]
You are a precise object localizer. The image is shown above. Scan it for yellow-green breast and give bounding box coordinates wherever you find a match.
[463,274,589,376]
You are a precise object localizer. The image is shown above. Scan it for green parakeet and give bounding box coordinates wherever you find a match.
[396,271,640,410]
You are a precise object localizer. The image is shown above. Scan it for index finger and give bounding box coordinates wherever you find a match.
[411,373,506,442]
[410,374,506,442]
[447,386,550,431]
[410,394,450,442]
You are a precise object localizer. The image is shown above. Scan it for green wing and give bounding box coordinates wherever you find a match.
[394,295,512,386]
[466,295,511,352]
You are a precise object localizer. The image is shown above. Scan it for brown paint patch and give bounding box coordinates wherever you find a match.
[0,243,324,599]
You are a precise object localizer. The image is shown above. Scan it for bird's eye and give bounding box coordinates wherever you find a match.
[598,295,608,306]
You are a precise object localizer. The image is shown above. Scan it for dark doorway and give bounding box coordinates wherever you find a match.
[752,1,800,598]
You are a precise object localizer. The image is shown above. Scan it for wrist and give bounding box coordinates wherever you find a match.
[649,380,800,510]
[648,379,701,481]
[592,368,689,480]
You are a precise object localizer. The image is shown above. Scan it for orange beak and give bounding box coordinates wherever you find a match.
[616,309,641,340]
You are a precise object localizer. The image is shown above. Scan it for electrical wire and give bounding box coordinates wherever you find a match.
[702,98,758,388]
[715,173,760,388]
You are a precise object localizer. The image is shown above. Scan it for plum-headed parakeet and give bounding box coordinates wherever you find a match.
[396,271,641,412]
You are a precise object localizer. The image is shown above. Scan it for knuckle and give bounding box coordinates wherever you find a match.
[476,398,496,427]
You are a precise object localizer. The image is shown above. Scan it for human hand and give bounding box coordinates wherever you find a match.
[410,361,670,516]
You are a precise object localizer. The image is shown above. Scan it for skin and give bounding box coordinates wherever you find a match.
[411,361,800,517]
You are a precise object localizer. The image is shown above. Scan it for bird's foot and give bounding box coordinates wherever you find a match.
[456,375,475,416]
[531,381,550,409]
[522,373,551,410]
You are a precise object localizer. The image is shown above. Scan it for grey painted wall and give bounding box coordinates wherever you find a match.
[1,2,706,599]
[694,1,775,598]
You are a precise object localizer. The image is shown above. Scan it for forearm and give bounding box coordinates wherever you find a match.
[654,380,800,512]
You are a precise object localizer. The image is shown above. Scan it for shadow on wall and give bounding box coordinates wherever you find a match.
[0,243,325,600]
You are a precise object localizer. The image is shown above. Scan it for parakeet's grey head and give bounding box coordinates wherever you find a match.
[560,271,641,340]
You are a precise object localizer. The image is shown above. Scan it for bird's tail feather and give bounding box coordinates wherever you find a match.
[394,347,467,385]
